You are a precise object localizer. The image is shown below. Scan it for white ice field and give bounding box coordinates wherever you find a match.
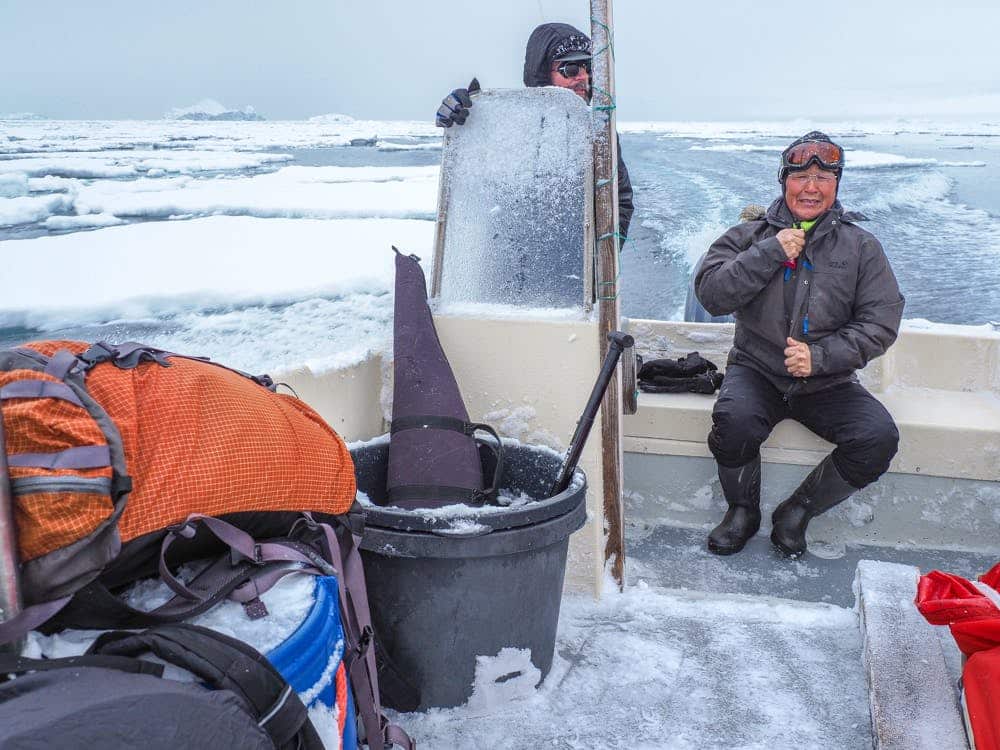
[2,116,987,748]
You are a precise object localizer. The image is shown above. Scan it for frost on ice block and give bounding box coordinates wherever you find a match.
[856,560,968,750]
[435,87,592,309]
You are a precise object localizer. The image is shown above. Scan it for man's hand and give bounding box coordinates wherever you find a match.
[784,337,812,378]
[776,228,805,261]
[435,78,481,128]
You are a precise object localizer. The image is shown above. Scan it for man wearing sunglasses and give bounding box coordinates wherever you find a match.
[695,131,904,559]
[435,22,634,241]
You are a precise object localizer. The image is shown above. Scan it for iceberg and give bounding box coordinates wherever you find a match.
[0,112,44,120]
[308,112,355,124]
[165,98,264,121]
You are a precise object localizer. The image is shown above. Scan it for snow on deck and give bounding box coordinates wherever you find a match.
[399,583,871,749]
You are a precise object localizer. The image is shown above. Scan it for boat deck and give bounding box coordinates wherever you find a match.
[628,523,998,609]
[397,580,872,749]
[393,516,985,749]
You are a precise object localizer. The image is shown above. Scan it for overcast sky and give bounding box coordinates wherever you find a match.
[2,0,998,122]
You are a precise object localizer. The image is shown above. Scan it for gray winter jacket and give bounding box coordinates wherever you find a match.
[695,198,904,395]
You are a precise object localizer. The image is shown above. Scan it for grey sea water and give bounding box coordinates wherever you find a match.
[620,131,1000,325]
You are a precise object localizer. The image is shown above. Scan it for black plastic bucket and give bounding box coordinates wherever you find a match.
[351,440,587,710]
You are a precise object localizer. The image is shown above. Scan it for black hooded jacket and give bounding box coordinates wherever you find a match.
[523,23,635,240]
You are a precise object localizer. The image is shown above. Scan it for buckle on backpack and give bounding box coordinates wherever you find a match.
[291,513,318,534]
[80,342,117,367]
[231,543,265,567]
[355,625,374,658]
[168,521,197,540]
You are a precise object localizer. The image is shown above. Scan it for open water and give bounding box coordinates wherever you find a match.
[619,130,1000,325]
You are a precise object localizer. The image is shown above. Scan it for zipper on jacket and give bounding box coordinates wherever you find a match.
[11,476,112,496]
[782,380,798,403]
[800,258,814,339]
[786,257,815,340]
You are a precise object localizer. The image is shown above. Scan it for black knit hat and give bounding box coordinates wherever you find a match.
[551,33,592,61]
[778,131,845,186]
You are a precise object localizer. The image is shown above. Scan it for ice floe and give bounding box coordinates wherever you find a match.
[0,215,434,373]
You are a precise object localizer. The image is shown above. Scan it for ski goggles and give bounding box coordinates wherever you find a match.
[781,140,845,171]
[556,59,591,78]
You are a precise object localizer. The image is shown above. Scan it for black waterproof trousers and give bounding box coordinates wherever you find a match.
[707,364,899,489]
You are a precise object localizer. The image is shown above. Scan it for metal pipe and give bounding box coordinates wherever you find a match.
[550,331,633,497]
[0,402,23,654]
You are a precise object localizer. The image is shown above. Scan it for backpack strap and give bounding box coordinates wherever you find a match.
[54,515,329,630]
[0,595,72,646]
[389,415,504,505]
[87,623,323,750]
[159,514,415,748]
[300,512,415,750]
[0,650,166,682]
[76,342,276,390]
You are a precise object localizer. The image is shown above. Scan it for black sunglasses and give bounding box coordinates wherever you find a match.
[556,60,591,78]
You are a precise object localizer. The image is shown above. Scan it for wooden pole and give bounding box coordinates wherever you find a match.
[590,0,626,590]
[0,404,23,654]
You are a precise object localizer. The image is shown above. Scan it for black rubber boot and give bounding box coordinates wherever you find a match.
[707,456,761,555]
[770,455,857,559]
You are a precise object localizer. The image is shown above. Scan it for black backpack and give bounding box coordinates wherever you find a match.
[0,623,323,750]
[0,512,415,750]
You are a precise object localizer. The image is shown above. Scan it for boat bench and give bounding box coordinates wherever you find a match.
[623,320,1000,483]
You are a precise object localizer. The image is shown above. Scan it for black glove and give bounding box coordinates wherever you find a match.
[435,77,481,128]
[638,352,718,380]
[638,371,724,395]
[638,352,724,395]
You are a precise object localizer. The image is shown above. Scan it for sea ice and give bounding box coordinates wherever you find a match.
[0,193,73,227]
[0,172,28,198]
[0,214,434,373]
[67,164,437,222]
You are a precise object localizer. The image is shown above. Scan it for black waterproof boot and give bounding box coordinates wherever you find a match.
[770,455,857,558]
[707,456,761,555]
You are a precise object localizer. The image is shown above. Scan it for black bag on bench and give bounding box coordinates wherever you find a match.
[638,352,724,394]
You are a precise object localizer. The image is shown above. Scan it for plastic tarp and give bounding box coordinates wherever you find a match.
[916,561,1000,750]
[965,649,1000,750]
[917,562,1000,656]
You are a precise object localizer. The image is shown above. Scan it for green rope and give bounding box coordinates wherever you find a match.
[598,230,630,251]
[591,86,616,113]
[590,18,615,60]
